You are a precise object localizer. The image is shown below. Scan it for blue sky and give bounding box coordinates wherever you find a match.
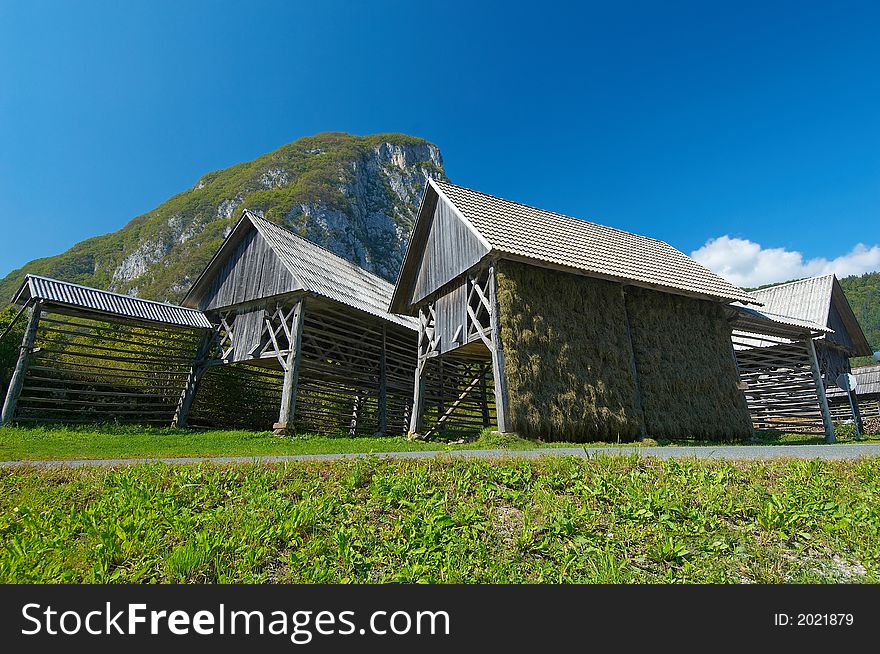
[1,0,878,286]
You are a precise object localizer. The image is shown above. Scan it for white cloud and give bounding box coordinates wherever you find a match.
[691,236,880,288]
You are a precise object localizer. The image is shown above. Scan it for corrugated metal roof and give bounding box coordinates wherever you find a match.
[747,275,835,327]
[746,274,872,356]
[853,365,880,396]
[827,365,880,398]
[12,275,213,329]
[248,213,417,330]
[432,180,758,305]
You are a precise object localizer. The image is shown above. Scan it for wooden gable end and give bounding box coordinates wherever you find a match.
[826,300,855,351]
[411,193,489,305]
[200,227,300,311]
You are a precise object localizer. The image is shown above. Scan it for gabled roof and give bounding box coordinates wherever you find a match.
[391,179,759,313]
[747,275,872,356]
[12,275,212,329]
[183,211,416,329]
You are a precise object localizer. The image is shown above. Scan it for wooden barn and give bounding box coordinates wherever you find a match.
[179,210,488,435]
[727,304,839,439]
[390,179,759,442]
[828,364,880,420]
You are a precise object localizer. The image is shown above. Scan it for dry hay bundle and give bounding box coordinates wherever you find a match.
[495,260,642,442]
[624,287,752,440]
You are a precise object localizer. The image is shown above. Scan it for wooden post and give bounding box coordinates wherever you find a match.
[276,299,305,434]
[806,337,836,443]
[479,365,490,428]
[408,308,427,436]
[848,388,864,435]
[488,265,511,433]
[377,323,387,435]
[1,302,41,427]
[438,359,446,437]
[171,329,216,428]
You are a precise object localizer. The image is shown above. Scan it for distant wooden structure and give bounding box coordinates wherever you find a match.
[727,305,837,440]
[743,276,873,435]
[749,275,872,381]
[1,275,212,426]
[390,179,758,441]
[827,364,880,419]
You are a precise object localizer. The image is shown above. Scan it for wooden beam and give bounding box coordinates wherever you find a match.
[276,299,305,433]
[488,265,511,433]
[171,329,216,428]
[480,368,490,427]
[377,323,388,435]
[408,307,427,436]
[424,368,486,439]
[1,302,42,426]
[806,337,836,443]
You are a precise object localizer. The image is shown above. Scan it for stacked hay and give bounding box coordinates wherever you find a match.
[624,287,752,440]
[495,260,643,441]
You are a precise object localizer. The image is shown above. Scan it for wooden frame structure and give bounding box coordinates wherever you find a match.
[180,210,484,436]
[728,306,836,441]
[745,275,874,435]
[1,276,213,427]
[391,179,759,440]
[827,364,880,420]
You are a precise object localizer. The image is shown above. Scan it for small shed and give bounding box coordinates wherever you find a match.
[390,180,759,441]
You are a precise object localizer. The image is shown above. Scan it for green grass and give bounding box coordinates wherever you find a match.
[0,425,584,461]
[1,424,878,462]
[1,456,878,583]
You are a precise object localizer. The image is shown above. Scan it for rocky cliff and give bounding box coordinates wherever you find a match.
[0,132,446,303]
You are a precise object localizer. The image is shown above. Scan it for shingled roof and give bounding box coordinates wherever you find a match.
[747,275,872,356]
[249,213,415,328]
[183,211,416,329]
[12,275,212,329]
[391,179,759,313]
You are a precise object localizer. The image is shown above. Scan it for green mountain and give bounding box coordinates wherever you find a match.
[0,132,445,304]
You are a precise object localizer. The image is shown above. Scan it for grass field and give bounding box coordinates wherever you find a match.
[2,424,878,462]
[1,456,878,583]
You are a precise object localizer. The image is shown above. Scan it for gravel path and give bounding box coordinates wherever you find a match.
[2,443,879,468]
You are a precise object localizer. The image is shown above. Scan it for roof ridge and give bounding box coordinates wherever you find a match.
[23,274,203,312]
[244,210,395,289]
[751,274,836,293]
